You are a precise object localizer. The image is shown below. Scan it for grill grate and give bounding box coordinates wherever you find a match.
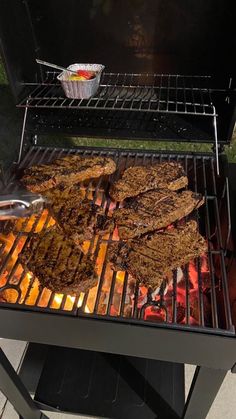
[17,72,216,116]
[0,146,234,335]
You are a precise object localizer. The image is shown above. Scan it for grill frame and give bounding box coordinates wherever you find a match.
[0,146,234,339]
[0,3,236,418]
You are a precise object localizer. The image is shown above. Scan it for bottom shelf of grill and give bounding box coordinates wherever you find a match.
[32,345,184,419]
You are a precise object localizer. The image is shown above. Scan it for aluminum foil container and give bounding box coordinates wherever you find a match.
[57,63,105,99]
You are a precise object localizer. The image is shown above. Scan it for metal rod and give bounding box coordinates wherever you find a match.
[184,265,190,325]
[213,109,220,175]
[197,258,205,327]
[224,178,232,253]
[36,59,78,75]
[172,269,177,323]
[183,366,227,419]
[0,347,48,419]
[14,102,28,165]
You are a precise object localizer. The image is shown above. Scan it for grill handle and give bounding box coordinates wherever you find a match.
[0,193,46,220]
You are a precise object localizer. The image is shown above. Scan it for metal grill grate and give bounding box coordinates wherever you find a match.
[17,73,216,116]
[0,147,234,335]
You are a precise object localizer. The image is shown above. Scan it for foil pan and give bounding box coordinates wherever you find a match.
[57,63,105,99]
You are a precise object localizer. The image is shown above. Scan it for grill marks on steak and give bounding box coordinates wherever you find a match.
[110,162,188,201]
[19,156,206,297]
[44,184,104,245]
[113,189,205,239]
[22,155,117,193]
[108,221,207,289]
[19,226,97,295]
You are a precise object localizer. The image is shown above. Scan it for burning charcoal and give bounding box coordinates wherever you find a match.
[144,304,168,323]
[124,305,133,317]
[201,272,211,289]
[151,280,169,298]
[190,290,211,325]
[176,304,186,323]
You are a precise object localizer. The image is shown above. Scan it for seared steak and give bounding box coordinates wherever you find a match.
[110,162,187,201]
[22,155,116,193]
[44,184,103,244]
[19,226,97,295]
[113,190,204,239]
[108,221,207,289]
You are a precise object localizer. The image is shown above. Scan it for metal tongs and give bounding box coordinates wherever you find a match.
[36,59,78,75]
[0,191,46,220]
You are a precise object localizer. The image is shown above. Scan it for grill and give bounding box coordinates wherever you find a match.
[0,1,236,419]
[0,146,234,336]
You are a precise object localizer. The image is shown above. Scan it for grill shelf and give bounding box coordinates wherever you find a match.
[15,72,221,174]
[0,146,234,336]
[18,72,216,116]
[34,346,184,418]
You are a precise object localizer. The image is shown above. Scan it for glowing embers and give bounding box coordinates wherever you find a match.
[140,257,211,326]
[0,201,100,313]
[0,191,211,328]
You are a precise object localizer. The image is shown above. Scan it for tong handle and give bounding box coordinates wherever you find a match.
[36,59,78,75]
[0,193,46,220]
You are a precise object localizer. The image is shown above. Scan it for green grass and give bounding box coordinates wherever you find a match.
[0,57,235,161]
[0,58,8,84]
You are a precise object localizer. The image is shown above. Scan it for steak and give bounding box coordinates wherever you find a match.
[19,226,97,295]
[108,221,207,289]
[113,189,204,239]
[22,155,117,193]
[44,184,104,244]
[109,162,188,201]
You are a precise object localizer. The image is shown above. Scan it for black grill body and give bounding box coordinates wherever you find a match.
[0,1,236,419]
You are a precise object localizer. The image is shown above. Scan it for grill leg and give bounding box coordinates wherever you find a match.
[182,365,227,419]
[0,348,48,419]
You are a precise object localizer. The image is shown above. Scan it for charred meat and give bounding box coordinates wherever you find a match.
[22,155,117,193]
[113,189,204,239]
[44,184,104,244]
[108,221,207,289]
[19,226,97,295]
[109,162,188,201]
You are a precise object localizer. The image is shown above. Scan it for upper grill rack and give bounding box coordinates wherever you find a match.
[17,72,216,117]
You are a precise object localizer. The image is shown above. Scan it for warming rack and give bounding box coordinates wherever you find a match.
[17,73,216,116]
[16,72,220,173]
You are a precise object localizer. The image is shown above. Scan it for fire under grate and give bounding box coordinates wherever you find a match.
[0,146,234,335]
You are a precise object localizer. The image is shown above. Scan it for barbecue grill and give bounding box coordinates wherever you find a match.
[0,1,236,418]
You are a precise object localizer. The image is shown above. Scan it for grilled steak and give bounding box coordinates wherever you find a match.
[110,162,188,201]
[19,226,97,295]
[44,184,104,244]
[108,221,207,289]
[22,155,117,193]
[113,190,204,239]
